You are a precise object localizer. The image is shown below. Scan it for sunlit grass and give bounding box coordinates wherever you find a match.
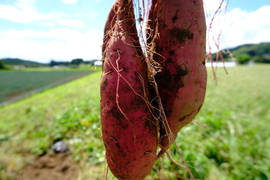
[170,65,270,179]
[0,71,102,179]
[0,65,269,179]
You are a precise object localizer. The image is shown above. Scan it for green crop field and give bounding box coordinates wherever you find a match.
[0,65,269,180]
[0,70,94,105]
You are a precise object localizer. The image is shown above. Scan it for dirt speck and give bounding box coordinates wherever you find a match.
[169,28,193,44]
[169,50,175,55]
[172,9,179,23]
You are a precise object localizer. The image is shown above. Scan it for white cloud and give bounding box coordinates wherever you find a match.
[0,1,84,28]
[204,0,228,14]
[221,6,270,47]
[0,28,103,63]
[62,0,78,4]
[0,1,56,23]
[57,19,85,28]
[204,2,270,52]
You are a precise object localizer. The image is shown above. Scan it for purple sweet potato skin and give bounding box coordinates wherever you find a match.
[151,0,207,155]
[100,0,157,179]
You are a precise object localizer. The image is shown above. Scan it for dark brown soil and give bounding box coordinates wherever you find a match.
[20,152,79,180]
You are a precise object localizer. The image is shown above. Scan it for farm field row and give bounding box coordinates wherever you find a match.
[0,70,95,105]
[0,65,269,179]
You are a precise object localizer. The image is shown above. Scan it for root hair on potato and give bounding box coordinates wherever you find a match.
[101,0,229,179]
[205,0,231,81]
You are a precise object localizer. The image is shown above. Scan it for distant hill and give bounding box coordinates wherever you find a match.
[0,58,49,67]
[229,42,270,56]
[212,42,270,63]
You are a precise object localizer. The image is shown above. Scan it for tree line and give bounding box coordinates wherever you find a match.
[1,42,270,69]
[0,58,100,69]
[211,42,270,64]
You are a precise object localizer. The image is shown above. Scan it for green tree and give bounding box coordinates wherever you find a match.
[235,53,251,64]
[70,58,83,65]
[0,61,7,69]
[50,60,58,67]
[253,55,264,63]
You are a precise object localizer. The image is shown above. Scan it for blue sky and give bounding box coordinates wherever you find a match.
[229,0,270,11]
[0,0,270,63]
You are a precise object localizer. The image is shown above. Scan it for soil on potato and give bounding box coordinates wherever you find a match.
[21,152,79,180]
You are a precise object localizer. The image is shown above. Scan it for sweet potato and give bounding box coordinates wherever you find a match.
[100,0,158,179]
[102,1,118,54]
[149,0,207,156]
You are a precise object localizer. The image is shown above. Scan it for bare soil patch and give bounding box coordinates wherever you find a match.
[21,152,79,180]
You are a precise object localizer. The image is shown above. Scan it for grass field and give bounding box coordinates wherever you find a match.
[0,70,96,105]
[0,65,269,179]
